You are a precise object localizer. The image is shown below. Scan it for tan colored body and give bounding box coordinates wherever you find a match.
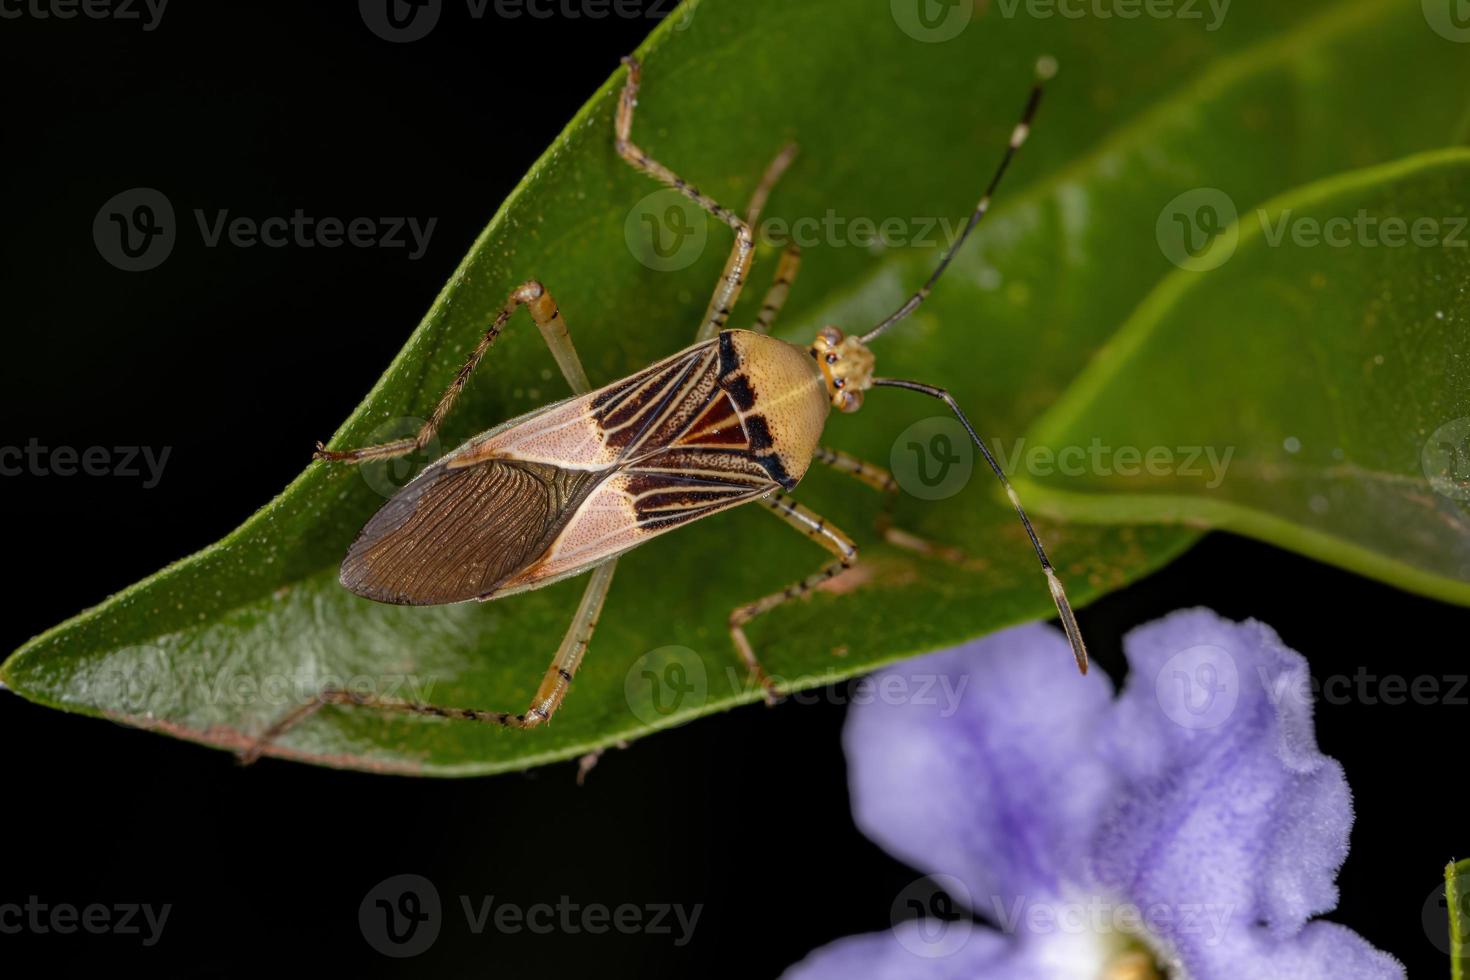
[338,330,831,606]
[239,55,1078,763]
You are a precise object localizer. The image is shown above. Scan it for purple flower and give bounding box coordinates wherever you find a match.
[783,609,1402,980]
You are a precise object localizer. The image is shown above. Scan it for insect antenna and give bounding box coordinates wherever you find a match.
[859,57,1084,672]
[871,378,1088,674]
[860,56,1054,344]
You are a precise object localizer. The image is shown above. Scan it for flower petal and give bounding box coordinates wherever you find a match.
[1091,608,1376,966]
[843,623,1116,909]
[782,922,1108,980]
[1182,920,1405,980]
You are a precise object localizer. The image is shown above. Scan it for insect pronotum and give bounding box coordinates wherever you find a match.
[241,54,1085,763]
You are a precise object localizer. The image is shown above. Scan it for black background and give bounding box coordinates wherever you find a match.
[0,3,1462,976]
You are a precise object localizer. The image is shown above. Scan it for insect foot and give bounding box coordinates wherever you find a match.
[728,613,785,707]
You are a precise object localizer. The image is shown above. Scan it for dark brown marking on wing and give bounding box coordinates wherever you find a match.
[754,451,796,490]
[743,414,774,452]
[723,373,757,411]
[341,458,599,606]
[673,388,748,449]
[723,371,758,411]
[625,447,776,532]
[711,335,798,487]
[592,345,719,455]
[718,330,740,376]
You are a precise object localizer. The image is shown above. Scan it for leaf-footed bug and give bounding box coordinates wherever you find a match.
[242,54,1084,763]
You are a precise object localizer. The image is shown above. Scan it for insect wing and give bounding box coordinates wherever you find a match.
[340,457,600,605]
[338,337,786,604]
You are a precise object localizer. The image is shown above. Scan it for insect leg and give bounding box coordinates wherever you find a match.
[749,242,801,335]
[813,446,964,561]
[729,492,858,705]
[617,56,759,343]
[239,560,618,763]
[519,558,617,728]
[314,280,589,463]
[742,144,799,337]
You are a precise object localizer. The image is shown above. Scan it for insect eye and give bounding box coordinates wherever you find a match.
[818,325,844,345]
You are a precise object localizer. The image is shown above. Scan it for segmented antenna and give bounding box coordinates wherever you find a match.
[862,58,1088,674]
[861,56,1055,344]
[872,379,1088,674]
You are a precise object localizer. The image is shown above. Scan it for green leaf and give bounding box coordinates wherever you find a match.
[1018,149,1470,604]
[5,0,1469,774]
[1452,859,1470,980]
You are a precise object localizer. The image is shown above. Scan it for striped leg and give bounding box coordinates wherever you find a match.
[729,493,858,705]
[618,57,796,343]
[751,243,801,335]
[742,144,800,336]
[248,313,619,763]
[520,559,617,725]
[744,141,798,229]
[314,280,587,464]
[813,446,964,561]
[239,560,617,764]
[246,538,618,762]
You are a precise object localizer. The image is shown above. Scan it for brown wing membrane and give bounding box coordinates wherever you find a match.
[340,458,600,605]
